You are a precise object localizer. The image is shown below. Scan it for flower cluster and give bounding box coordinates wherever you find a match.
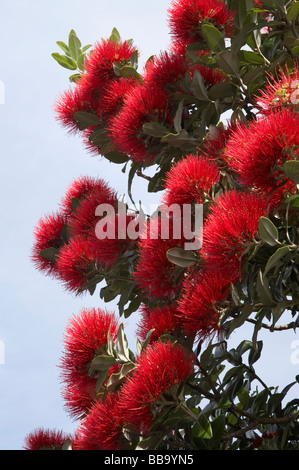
[31,175,136,296]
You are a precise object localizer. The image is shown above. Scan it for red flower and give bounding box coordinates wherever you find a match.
[177,267,231,338]
[31,212,67,277]
[59,307,119,419]
[256,65,299,115]
[202,190,269,280]
[133,214,187,300]
[136,303,181,343]
[100,77,140,123]
[23,428,70,450]
[200,119,238,168]
[81,38,138,95]
[162,154,220,206]
[225,109,299,201]
[56,236,100,294]
[168,0,235,49]
[54,86,97,135]
[109,83,171,164]
[59,175,114,216]
[120,340,194,433]
[73,392,127,450]
[144,51,189,90]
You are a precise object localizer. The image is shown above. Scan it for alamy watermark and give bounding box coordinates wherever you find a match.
[95,202,203,251]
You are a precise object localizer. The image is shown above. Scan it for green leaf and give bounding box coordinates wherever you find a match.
[216,50,240,75]
[208,81,237,100]
[190,69,210,101]
[61,439,72,451]
[56,41,70,56]
[39,247,59,261]
[239,50,266,65]
[287,3,299,22]
[263,245,290,277]
[162,130,199,152]
[73,111,101,130]
[258,216,279,246]
[201,23,225,52]
[166,247,197,268]
[110,27,121,42]
[283,160,299,184]
[90,355,117,371]
[142,122,168,138]
[105,150,129,164]
[256,269,274,304]
[68,31,81,61]
[193,414,213,439]
[51,53,77,70]
[105,362,136,391]
[116,323,130,362]
[69,73,82,83]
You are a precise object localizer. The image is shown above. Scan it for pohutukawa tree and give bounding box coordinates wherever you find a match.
[25,0,299,451]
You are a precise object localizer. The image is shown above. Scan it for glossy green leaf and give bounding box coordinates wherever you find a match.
[201,23,225,52]
[90,355,117,371]
[216,50,240,75]
[283,160,299,184]
[51,53,77,70]
[166,247,197,268]
[287,3,299,22]
[73,111,101,130]
[263,245,290,277]
[142,122,168,138]
[258,216,279,246]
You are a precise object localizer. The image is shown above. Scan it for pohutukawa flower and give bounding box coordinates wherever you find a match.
[23,428,71,450]
[73,392,127,450]
[225,109,299,201]
[120,340,195,433]
[200,119,238,168]
[177,267,231,338]
[100,77,140,123]
[192,64,228,89]
[144,51,189,91]
[59,175,114,216]
[31,212,68,277]
[54,87,97,135]
[202,190,269,280]
[59,307,119,419]
[56,236,101,294]
[136,303,181,343]
[133,214,188,300]
[81,38,138,94]
[109,83,172,164]
[256,65,299,115]
[162,154,220,206]
[168,0,235,49]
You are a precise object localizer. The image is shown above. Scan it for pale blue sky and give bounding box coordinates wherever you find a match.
[0,0,298,450]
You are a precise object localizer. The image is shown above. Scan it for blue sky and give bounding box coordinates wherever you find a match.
[0,0,298,450]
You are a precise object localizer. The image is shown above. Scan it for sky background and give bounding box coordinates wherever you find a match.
[0,0,298,450]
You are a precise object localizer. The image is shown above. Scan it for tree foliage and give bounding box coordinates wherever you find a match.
[25,0,299,451]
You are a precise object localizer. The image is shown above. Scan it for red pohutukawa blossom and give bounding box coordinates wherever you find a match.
[133,214,188,300]
[202,190,269,280]
[73,392,127,450]
[177,267,231,338]
[31,212,67,277]
[225,109,299,201]
[200,119,238,168]
[54,86,96,135]
[23,427,70,450]
[56,236,100,294]
[109,83,172,164]
[59,308,119,419]
[168,0,235,49]
[256,65,299,115]
[162,154,220,206]
[59,175,114,216]
[120,340,194,434]
[144,51,189,90]
[100,77,140,123]
[136,303,181,343]
[80,38,138,96]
